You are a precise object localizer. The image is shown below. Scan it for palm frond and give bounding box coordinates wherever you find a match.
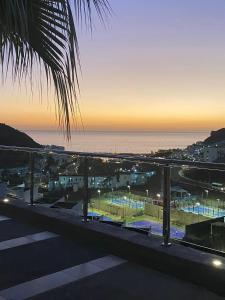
[0,0,110,139]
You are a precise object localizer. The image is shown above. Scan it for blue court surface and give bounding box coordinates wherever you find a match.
[88,212,184,239]
[180,205,225,218]
[107,198,144,209]
[127,220,185,239]
[88,212,112,221]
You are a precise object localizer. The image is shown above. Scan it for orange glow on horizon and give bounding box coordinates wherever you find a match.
[0,100,223,132]
[1,1,225,132]
[1,82,224,131]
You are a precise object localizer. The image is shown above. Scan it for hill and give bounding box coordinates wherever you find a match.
[204,128,225,145]
[0,124,42,168]
[0,124,42,148]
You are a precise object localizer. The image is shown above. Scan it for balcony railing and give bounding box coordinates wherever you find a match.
[1,145,225,253]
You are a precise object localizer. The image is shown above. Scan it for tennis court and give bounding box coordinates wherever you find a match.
[88,211,112,221]
[127,220,184,239]
[180,205,225,218]
[107,198,145,209]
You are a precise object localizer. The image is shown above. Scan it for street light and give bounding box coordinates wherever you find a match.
[156,193,161,204]
[127,185,131,193]
[205,190,209,206]
[91,200,95,221]
[196,202,200,222]
[156,193,161,219]
[217,198,220,217]
[97,189,101,197]
[145,189,149,207]
[156,193,161,203]
[187,193,191,211]
[123,196,127,219]
[212,259,222,267]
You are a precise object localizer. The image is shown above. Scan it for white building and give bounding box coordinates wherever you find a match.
[0,167,29,177]
[203,146,219,162]
[49,171,153,192]
[171,186,189,199]
[44,145,65,151]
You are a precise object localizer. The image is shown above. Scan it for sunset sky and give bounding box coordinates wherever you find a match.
[1,0,225,131]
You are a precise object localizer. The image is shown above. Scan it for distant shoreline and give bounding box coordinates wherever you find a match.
[24,130,209,154]
[24,129,210,134]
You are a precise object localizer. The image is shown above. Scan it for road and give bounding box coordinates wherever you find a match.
[171,167,225,199]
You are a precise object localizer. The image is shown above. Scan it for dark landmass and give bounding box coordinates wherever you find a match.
[0,124,42,168]
[204,128,225,145]
[0,123,42,148]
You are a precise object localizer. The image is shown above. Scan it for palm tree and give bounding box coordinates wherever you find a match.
[0,0,109,138]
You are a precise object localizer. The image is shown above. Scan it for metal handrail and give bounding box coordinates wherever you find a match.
[1,144,225,248]
[0,144,225,171]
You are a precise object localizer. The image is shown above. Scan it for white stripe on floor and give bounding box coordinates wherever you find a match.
[0,231,58,251]
[0,216,10,222]
[0,255,126,300]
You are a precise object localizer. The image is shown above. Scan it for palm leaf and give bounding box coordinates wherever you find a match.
[0,0,110,139]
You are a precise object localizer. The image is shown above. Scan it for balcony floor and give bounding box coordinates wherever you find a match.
[0,213,222,300]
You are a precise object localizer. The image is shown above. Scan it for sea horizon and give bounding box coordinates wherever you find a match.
[25,129,210,154]
[24,128,210,133]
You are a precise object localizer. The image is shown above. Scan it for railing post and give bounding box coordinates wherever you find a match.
[29,152,35,206]
[162,165,171,246]
[82,157,89,222]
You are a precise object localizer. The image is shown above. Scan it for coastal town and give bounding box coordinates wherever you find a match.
[0,125,225,251]
[155,128,225,163]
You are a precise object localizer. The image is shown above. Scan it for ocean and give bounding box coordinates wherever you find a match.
[25,130,209,154]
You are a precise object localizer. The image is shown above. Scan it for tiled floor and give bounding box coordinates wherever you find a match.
[0,213,223,300]
[0,231,58,251]
[0,215,10,222]
[0,256,126,299]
